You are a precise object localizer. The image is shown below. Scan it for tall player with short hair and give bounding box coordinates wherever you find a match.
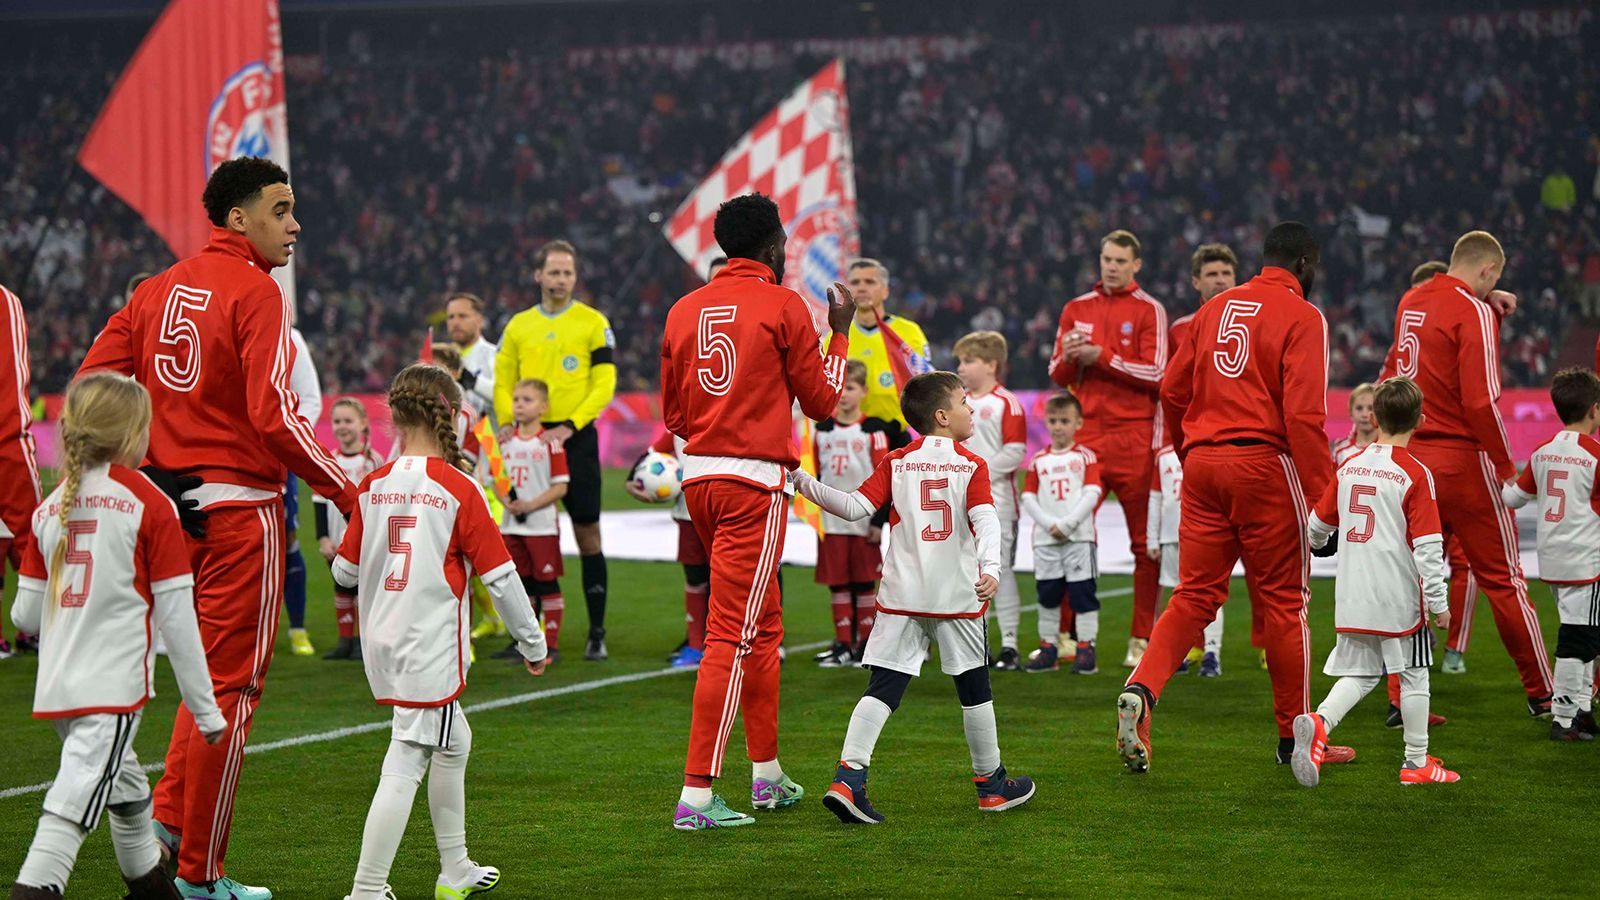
[1379,231,1555,717]
[1116,222,1340,773]
[1163,243,1246,674]
[1050,230,1168,668]
[494,241,616,661]
[661,193,853,830]
[79,156,358,900]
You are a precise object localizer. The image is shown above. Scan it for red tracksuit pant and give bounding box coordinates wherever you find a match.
[1086,428,1160,639]
[1410,444,1552,699]
[153,503,285,884]
[1443,534,1477,653]
[683,480,786,779]
[1128,446,1311,737]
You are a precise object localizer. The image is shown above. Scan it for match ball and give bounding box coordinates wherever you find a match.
[633,451,683,503]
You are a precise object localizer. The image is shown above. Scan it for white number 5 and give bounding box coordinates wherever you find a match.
[1212,299,1261,379]
[1394,310,1426,379]
[154,284,212,393]
[696,306,738,396]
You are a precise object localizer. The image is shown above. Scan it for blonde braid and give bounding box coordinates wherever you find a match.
[44,432,85,607]
[387,367,470,473]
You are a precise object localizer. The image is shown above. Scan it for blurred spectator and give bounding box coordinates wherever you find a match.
[0,7,1594,394]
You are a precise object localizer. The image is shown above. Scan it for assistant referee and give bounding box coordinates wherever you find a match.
[496,239,617,660]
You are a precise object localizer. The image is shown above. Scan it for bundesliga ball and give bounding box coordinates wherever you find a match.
[633,451,683,503]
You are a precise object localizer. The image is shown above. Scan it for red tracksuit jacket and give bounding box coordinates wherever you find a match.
[1161,266,1333,501]
[78,229,356,515]
[659,258,847,490]
[1380,273,1514,480]
[1047,280,1168,443]
[0,284,41,544]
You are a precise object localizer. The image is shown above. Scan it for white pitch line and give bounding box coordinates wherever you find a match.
[0,585,1141,801]
[0,640,833,801]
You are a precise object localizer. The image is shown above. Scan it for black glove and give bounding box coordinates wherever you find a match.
[141,466,208,539]
[1310,532,1338,558]
[507,486,527,525]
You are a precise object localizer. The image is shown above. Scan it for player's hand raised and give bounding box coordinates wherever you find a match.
[975,574,998,602]
[1487,289,1517,317]
[524,656,548,676]
[825,282,855,335]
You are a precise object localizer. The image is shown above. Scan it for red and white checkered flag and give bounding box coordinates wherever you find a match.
[664,59,858,316]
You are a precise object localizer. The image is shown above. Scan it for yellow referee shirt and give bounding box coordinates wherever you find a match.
[494,301,617,429]
[848,314,930,429]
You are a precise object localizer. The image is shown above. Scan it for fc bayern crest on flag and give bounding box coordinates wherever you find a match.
[80,0,295,302]
[205,61,288,177]
[664,59,858,323]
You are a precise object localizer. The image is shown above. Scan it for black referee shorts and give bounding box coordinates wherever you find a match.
[555,423,603,526]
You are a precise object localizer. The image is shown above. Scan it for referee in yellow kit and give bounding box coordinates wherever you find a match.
[496,239,617,660]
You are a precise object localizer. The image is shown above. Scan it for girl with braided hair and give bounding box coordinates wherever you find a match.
[334,364,545,900]
[11,372,224,900]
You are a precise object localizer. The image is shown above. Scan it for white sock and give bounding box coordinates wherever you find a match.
[353,743,425,897]
[1398,667,1431,766]
[996,566,1020,649]
[1037,603,1062,645]
[1553,657,1586,726]
[108,801,161,879]
[751,759,783,781]
[1203,607,1224,654]
[17,812,87,891]
[678,786,713,808]
[962,701,1001,777]
[841,696,893,769]
[429,750,472,883]
[1583,661,1596,713]
[1316,675,1380,731]
[1075,609,1100,644]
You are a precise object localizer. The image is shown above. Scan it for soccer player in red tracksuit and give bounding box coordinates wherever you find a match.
[0,283,42,658]
[661,194,852,830]
[1049,230,1167,667]
[1379,230,1554,716]
[1117,222,1343,774]
[78,158,358,898]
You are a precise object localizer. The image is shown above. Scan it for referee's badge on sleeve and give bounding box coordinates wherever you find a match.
[603,327,616,348]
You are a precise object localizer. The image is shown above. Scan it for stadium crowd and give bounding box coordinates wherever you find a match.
[1,8,1597,395]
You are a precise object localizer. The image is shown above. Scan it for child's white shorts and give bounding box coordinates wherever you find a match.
[861,612,989,677]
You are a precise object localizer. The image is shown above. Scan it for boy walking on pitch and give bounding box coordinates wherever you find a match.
[791,372,1036,823]
[812,360,897,667]
[1502,367,1600,741]
[954,332,1029,670]
[1294,377,1458,787]
[495,379,570,660]
[1020,393,1103,674]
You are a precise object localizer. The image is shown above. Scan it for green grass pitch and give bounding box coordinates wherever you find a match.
[0,474,1594,897]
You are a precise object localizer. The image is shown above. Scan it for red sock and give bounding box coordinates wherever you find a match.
[685,582,709,651]
[830,589,853,644]
[684,773,713,788]
[334,590,357,639]
[1062,607,1077,641]
[543,595,564,650]
[1386,673,1401,707]
[855,592,877,643]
